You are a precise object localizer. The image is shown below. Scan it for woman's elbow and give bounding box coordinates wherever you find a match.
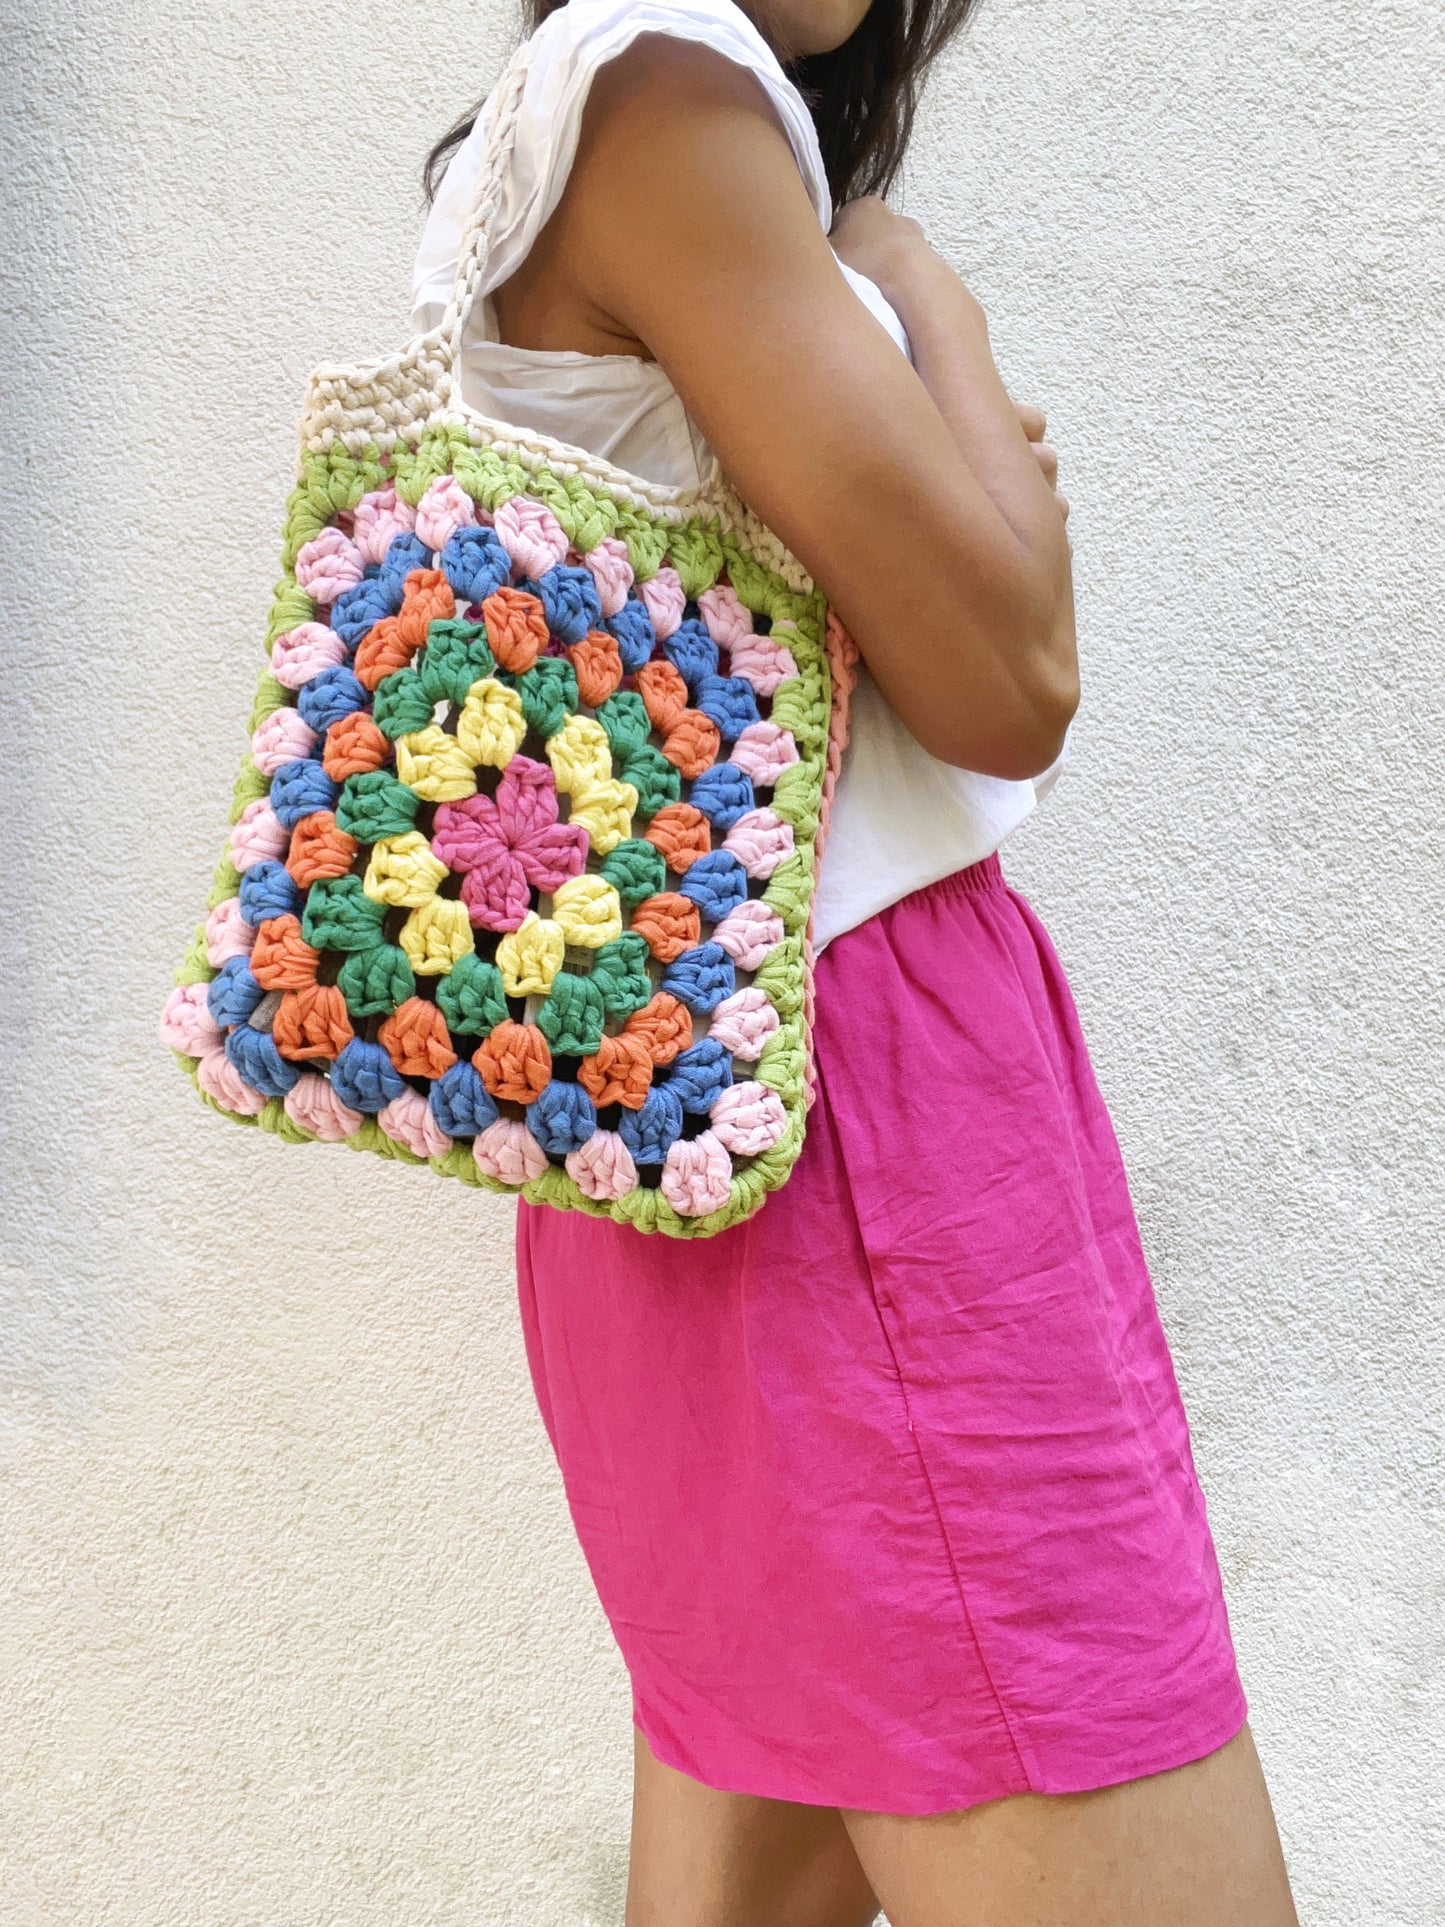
[915,606,1080,780]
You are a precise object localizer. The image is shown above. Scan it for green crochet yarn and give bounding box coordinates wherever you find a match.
[434,953,509,1036]
[589,931,653,1021]
[666,522,726,600]
[248,672,290,732]
[301,876,387,953]
[372,668,435,741]
[762,853,813,934]
[335,770,419,841]
[337,943,416,1019]
[537,971,606,1056]
[752,931,805,1018]
[600,839,667,909]
[510,656,578,741]
[595,691,651,761]
[229,758,270,823]
[620,743,680,817]
[770,676,828,751]
[418,620,494,707]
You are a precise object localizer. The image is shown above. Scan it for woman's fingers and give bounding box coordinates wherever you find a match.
[1017,407,1065,511]
[1016,401,1047,442]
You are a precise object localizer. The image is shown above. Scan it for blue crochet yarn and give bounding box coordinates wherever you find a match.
[330,1039,407,1114]
[678,850,749,924]
[618,1083,684,1165]
[224,1023,299,1099]
[605,598,656,673]
[207,957,264,1029]
[440,525,510,604]
[663,1037,733,1115]
[428,1061,500,1138]
[532,563,603,644]
[237,860,302,927]
[687,762,755,829]
[268,758,339,830]
[663,616,719,694]
[379,530,432,585]
[298,664,369,733]
[661,942,736,1015]
[693,673,760,743]
[529,1079,598,1156]
[330,575,398,652]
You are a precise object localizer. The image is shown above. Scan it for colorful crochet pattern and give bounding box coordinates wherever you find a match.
[163,432,855,1235]
[161,47,853,1236]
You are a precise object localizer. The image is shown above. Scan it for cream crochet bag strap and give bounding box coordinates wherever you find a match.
[159,38,858,1238]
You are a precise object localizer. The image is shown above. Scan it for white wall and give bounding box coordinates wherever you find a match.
[3,0,1442,1920]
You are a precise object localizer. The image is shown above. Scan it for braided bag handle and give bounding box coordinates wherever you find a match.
[437,45,533,404]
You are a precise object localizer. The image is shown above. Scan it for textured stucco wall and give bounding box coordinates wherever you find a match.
[3,0,1442,1921]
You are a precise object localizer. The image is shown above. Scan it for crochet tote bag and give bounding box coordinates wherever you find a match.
[160,49,856,1238]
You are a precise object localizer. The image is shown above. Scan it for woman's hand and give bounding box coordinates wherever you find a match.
[1016,403,1068,523]
[829,195,945,306]
[833,199,1069,526]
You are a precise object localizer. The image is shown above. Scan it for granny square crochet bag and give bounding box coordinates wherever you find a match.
[159,50,856,1237]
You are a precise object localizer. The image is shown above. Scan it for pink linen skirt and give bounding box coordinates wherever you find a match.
[514,855,1247,1814]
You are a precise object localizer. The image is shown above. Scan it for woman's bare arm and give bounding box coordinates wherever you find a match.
[503,35,1077,779]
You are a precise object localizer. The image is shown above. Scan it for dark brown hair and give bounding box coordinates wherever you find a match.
[422,0,979,209]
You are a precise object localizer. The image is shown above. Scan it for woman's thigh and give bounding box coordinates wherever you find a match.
[840,1726,1297,1927]
[626,1727,882,1927]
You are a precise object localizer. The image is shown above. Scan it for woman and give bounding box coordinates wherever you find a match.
[413,1,1300,1920]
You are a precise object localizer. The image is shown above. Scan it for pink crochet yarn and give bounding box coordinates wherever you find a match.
[205,898,257,967]
[294,526,364,604]
[709,1081,787,1157]
[196,1047,266,1116]
[583,536,633,617]
[729,632,799,696]
[251,706,317,776]
[660,1131,732,1216]
[712,901,786,971]
[431,756,588,932]
[731,721,800,785]
[723,808,795,878]
[271,621,347,690]
[351,486,417,566]
[415,474,476,552]
[698,582,754,650]
[474,1116,548,1184]
[706,987,780,1060]
[638,565,685,641]
[565,1130,639,1202]
[378,1087,452,1158]
[229,800,291,872]
[284,1073,364,1142]
[158,982,223,1057]
[494,494,569,578]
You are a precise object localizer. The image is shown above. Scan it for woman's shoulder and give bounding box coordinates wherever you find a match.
[413,0,830,332]
[514,0,828,206]
[522,0,791,76]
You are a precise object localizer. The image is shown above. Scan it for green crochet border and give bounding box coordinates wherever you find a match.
[171,429,832,1237]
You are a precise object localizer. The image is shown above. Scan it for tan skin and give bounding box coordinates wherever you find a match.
[493,6,1301,1922]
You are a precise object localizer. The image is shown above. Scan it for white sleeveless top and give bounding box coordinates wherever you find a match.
[412,0,1064,950]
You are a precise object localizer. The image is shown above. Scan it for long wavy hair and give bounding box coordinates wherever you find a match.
[423,0,979,209]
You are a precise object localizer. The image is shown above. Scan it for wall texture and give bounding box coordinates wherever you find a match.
[3,0,1442,1920]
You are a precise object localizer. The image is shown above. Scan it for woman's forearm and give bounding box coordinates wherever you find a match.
[884,248,1072,573]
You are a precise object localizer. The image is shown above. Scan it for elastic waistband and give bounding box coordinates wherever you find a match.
[928,851,1006,902]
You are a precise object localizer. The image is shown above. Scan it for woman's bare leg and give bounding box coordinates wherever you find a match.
[626,1726,881,1927]
[840,1725,1297,1927]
